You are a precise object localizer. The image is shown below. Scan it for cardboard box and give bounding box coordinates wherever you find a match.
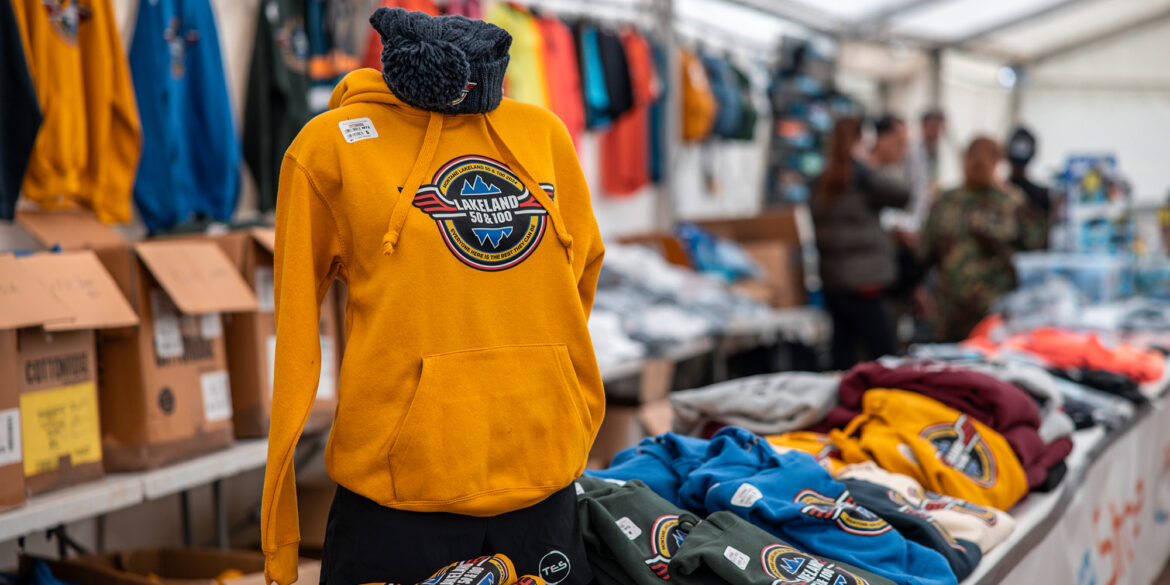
[211,229,340,438]
[0,330,23,511]
[11,252,139,493]
[695,212,806,308]
[93,240,257,471]
[22,549,320,585]
[297,479,337,548]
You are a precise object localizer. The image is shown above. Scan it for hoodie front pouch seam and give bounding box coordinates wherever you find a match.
[383,357,432,503]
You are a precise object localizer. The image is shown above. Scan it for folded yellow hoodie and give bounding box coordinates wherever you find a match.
[261,68,606,583]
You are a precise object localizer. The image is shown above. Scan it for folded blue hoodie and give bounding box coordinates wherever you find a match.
[593,428,956,585]
[696,430,956,585]
[586,433,709,507]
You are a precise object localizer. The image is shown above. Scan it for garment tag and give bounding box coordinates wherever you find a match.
[730,483,763,507]
[200,371,233,423]
[339,117,378,143]
[200,313,222,340]
[0,408,21,467]
[254,266,275,312]
[574,482,584,496]
[151,289,184,359]
[723,546,750,570]
[615,517,642,541]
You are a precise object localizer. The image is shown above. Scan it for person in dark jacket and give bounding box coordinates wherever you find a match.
[1006,126,1051,238]
[812,116,911,370]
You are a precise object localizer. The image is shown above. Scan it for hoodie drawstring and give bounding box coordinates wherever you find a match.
[382,111,444,256]
[485,114,575,265]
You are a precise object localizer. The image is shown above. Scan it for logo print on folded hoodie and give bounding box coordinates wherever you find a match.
[414,156,549,271]
[920,416,997,488]
[644,514,686,577]
[794,489,891,536]
[762,545,870,585]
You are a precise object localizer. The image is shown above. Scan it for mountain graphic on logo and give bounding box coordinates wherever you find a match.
[472,227,513,248]
[461,176,502,196]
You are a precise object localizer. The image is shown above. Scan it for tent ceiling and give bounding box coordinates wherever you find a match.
[764,0,1170,62]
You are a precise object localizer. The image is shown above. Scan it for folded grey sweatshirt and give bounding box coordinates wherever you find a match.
[670,372,839,437]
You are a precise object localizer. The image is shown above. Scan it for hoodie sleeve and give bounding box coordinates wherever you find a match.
[262,153,346,585]
[550,118,605,316]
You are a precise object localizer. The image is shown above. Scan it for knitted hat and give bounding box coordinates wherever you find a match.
[369,8,511,115]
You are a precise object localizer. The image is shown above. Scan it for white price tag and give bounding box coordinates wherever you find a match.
[0,408,21,467]
[200,371,233,423]
[151,290,184,359]
[730,483,763,508]
[339,117,378,144]
[615,517,642,541]
[317,335,337,400]
[723,546,749,571]
[254,267,275,313]
[200,313,222,340]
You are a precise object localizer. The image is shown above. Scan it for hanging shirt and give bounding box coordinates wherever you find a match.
[576,23,611,129]
[600,29,658,197]
[595,27,633,122]
[536,15,584,148]
[729,64,757,141]
[680,49,716,142]
[0,0,42,220]
[244,0,313,213]
[648,39,667,182]
[486,3,549,108]
[702,54,740,139]
[11,0,141,224]
[129,0,239,231]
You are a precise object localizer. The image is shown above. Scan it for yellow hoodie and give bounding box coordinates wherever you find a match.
[262,69,605,584]
[11,0,140,223]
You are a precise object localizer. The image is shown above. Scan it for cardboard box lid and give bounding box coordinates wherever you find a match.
[17,251,139,331]
[695,210,800,244]
[16,210,128,250]
[0,255,73,330]
[250,227,276,255]
[135,241,258,314]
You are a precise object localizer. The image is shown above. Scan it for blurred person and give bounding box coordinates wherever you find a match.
[813,116,912,370]
[919,137,1047,342]
[1007,126,1051,225]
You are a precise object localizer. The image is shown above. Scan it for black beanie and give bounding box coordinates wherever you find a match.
[369,8,511,115]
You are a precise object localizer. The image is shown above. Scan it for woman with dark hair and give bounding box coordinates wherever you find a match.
[813,116,911,370]
[919,137,1046,342]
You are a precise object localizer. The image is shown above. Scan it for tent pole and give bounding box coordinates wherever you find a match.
[927,47,942,109]
[653,0,679,231]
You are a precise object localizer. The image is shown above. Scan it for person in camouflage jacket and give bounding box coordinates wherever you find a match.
[919,137,1046,342]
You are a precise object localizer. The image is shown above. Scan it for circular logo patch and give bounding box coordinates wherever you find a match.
[537,550,571,585]
[412,156,549,271]
[921,415,997,487]
[762,545,868,585]
[794,489,891,536]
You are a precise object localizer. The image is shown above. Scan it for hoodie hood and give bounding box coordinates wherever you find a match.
[368,7,511,115]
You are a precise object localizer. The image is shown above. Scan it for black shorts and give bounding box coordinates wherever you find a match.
[320,484,591,585]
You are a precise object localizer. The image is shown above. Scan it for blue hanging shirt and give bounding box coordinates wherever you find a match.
[130,0,239,231]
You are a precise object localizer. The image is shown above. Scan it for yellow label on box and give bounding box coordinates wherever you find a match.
[20,381,102,476]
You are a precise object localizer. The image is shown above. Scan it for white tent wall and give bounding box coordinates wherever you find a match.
[1020,18,1170,202]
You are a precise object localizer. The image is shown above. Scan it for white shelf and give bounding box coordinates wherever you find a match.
[0,439,270,543]
[599,358,645,382]
[0,474,143,543]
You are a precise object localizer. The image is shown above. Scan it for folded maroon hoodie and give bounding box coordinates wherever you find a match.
[814,360,1073,489]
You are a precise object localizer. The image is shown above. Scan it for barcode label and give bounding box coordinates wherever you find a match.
[200,371,233,423]
[0,408,21,467]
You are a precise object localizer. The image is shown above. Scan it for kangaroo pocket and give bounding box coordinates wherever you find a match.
[387,343,590,510]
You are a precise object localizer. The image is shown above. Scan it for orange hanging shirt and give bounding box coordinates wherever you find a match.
[600,29,658,196]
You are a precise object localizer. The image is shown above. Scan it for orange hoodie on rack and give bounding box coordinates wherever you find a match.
[261,69,606,585]
[11,0,140,223]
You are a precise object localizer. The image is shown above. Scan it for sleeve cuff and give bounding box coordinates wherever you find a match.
[265,541,301,585]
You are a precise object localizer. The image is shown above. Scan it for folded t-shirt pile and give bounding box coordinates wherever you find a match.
[814,360,1073,492]
[588,428,973,585]
[670,372,839,438]
[963,317,1166,385]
